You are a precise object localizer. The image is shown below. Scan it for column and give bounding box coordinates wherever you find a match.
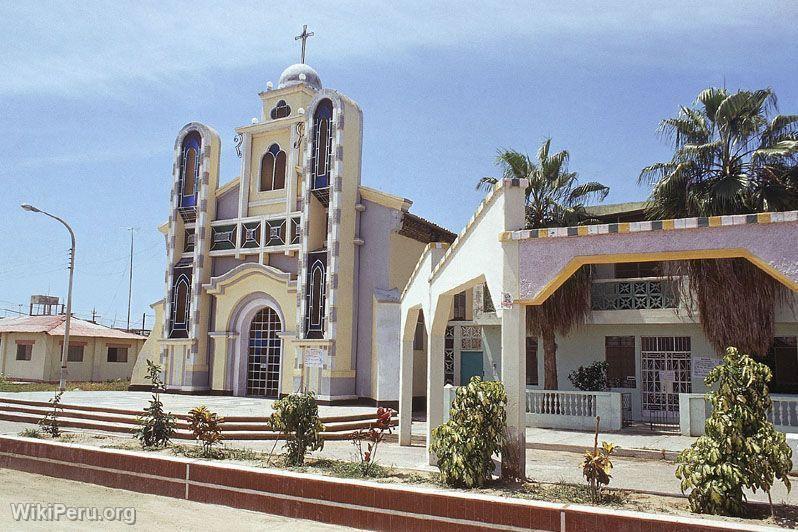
[426,334,445,465]
[398,317,414,446]
[501,303,526,480]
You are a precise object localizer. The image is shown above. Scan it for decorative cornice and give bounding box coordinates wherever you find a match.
[499,210,798,242]
[203,263,296,296]
[358,185,412,212]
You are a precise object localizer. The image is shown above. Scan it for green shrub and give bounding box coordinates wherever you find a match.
[676,347,792,516]
[188,405,224,458]
[270,392,324,466]
[135,360,176,448]
[39,390,63,437]
[19,428,43,438]
[581,417,617,503]
[568,361,609,391]
[431,377,506,488]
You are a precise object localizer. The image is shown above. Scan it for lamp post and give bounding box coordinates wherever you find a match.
[21,203,75,392]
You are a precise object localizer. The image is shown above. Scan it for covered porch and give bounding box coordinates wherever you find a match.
[398,173,798,477]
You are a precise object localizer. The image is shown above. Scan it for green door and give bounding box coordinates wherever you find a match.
[460,351,484,384]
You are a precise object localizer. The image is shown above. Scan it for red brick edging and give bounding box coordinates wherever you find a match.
[0,436,763,531]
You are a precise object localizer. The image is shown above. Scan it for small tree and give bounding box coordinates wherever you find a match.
[188,406,223,458]
[352,407,395,477]
[135,360,176,448]
[39,390,64,437]
[568,361,609,391]
[581,416,616,503]
[676,347,792,516]
[431,377,507,488]
[270,392,324,466]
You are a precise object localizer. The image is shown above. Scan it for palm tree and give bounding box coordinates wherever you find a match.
[478,139,609,389]
[640,87,798,356]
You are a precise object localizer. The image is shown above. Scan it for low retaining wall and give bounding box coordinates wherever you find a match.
[0,435,767,531]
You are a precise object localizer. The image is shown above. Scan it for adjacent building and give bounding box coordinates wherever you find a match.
[0,314,145,382]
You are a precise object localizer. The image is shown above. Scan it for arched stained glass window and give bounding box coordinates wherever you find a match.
[179,132,201,208]
[311,99,333,189]
[169,271,191,338]
[260,144,286,191]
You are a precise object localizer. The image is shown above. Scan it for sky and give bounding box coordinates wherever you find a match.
[1,1,796,327]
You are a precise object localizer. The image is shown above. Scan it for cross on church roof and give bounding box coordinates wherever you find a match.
[294,25,314,64]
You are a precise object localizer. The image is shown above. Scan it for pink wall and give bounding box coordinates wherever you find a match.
[518,221,798,303]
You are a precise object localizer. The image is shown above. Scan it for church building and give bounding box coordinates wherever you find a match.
[131,36,455,404]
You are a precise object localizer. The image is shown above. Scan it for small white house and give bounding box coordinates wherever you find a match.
[0,315,145,382]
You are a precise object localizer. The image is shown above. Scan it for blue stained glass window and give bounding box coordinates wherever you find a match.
[179,132,201,208]
[311,99,333,190]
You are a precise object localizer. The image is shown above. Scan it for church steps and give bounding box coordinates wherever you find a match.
[0,397,397,441]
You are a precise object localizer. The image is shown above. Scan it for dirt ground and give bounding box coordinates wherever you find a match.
[22,429,795,530]
[0,468,352,531]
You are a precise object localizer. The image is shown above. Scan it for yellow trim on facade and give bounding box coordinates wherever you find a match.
[519,248,798,305]
[358,185,412,212]
[708,216,722,227]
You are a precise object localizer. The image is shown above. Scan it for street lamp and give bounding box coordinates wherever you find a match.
[21,203,75,392]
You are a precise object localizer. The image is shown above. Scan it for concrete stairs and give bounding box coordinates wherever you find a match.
[0,396,397,441]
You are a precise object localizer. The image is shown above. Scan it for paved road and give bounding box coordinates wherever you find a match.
[0,469,353,531]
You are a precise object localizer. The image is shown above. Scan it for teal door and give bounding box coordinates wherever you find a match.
[460,351,484,384]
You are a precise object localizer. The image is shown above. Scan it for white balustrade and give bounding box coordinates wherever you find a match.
[525,389,622,431]
[679,393,798,436]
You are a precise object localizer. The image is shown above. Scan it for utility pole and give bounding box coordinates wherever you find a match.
[126,227,135,331]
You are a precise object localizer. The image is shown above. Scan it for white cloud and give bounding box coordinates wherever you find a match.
[0,1,793,96]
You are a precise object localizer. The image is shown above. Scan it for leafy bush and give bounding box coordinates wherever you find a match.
[676,347,793,516]
[352,407,395,477]
[188,406,224,458]
[135,360,176,448]
[270,392,324,466]
[39,390,63,437]
[431,377,506,488]
[568,361,608,391]
[581,416,616,503]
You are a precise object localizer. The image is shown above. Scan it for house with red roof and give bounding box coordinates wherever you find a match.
[0,315,145,383]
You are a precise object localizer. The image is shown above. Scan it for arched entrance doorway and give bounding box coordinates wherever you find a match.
[247,307,282,397]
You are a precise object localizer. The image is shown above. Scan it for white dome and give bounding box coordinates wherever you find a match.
[277,63,322,90]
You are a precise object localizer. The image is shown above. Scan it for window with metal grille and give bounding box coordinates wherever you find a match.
[107,347,128,363]
[526,337,538,385]
[16,343,32,361]
[247,307,282,397]
[605,336,635,388]
[67,344,84,362]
